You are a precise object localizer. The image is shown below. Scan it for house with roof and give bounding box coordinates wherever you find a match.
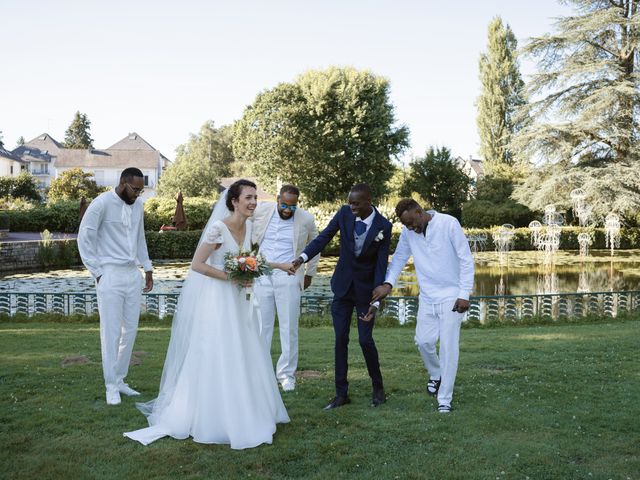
[456,156,484,183]
[12,133,62,185]
[12,132,170,199]
[0,146,28,177]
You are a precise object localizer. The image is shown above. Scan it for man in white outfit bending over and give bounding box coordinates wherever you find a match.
[252,184,319,391]
[368,198,474,413]
[78,167,153,405]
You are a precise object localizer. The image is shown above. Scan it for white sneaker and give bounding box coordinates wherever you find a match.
[280,378,296,392]
[106,388,121,405]
[118,383,141,396]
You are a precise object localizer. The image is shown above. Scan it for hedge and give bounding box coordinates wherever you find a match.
[2,200,82,233]
[143,226,640,260]
[1,197,216,233]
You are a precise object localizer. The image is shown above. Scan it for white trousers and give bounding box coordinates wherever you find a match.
[415,298,463,407]
[96,264,143,391]
[255,271,301,383]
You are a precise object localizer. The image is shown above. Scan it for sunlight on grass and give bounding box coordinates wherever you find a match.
[1,320,638,479]
[514,333,585,341]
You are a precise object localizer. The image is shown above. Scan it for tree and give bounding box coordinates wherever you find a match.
[16,136,25,147]
[64,111,94,149]
[400,147,471,218]
[233,67,409,204]
[476,17,525,177]
[461,175,534,227]
[512,0,640,217]
[0,131,4,149]
[3,172,42,201]
[157,121,234,198]
[48,168,105,201]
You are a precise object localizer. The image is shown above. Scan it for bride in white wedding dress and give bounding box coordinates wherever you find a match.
[124,179,289,449]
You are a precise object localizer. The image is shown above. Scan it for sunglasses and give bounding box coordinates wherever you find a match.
[279,203,297,212]
[126,183,145,195]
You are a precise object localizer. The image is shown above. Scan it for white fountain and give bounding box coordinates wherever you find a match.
[528,220,543,248]
[570,188,592,227]
[467,232,488,253]
[577,232,592,257]
[538,205,564,263]
[492,224,516,264]
[604,213,621,257]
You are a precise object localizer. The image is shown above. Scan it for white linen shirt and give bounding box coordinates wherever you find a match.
[78,189,152,280]
[385,212,474,303]
[259,210,295,264]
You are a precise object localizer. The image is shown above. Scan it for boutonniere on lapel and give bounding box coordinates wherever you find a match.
[374,230,384,242]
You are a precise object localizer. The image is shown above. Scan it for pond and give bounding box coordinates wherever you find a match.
[1,250,639,297]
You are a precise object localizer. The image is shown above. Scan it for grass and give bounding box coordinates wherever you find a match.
[1,318,639,479]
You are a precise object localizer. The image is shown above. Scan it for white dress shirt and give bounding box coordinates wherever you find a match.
[385,212,474,303]
[259,211,295,264]
[78,189,152,279]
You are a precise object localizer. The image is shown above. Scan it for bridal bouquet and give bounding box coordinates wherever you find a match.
[223,245,271,300]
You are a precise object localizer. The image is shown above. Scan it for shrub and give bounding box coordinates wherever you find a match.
[37,231,80,268]
[145,230,203,259]
[6,172,42,201]
[143,196,216,231]
[0,212,8,230]
[48,168,107,201]
[5,200,82,232]
[462,199,536,228]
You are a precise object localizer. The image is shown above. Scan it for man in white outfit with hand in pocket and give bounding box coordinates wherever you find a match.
[368,198,474,413]
[252,184,319,392]
[78,167,153,405]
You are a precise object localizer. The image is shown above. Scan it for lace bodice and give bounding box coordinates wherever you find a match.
[203,220,252,267]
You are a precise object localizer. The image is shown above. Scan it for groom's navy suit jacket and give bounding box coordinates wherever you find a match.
[302,205,392,304]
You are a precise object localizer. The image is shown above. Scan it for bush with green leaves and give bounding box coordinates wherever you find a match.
[462,199,535,228]
[144,230,203,259]
[462,175,535,228]
[0,212,8,230]
[143,196,216,231]
[48,168,106,201]
[0,173,42,202]
[37,231,80,268]
[5,200,81,232]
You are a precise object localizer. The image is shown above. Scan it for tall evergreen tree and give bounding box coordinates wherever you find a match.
[64,111,94,149]
[476,17,525,177]
[512,0,640,217]
[16,136,25,147]
[0,131,4,149]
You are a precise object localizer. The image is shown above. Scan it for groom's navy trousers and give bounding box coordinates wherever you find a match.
[302,205,392,397]
[331,285,383,396]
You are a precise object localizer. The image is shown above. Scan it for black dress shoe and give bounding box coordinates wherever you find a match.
[324,396,351,410]
[371,388,386,407]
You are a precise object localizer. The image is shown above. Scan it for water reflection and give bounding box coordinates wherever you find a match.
[1,250,640,296]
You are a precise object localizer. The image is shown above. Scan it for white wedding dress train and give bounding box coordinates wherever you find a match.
[124,220,289,449]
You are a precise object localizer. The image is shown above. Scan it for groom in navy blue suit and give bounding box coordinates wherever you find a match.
[292,184,392,409]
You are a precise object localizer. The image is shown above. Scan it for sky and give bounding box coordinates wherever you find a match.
[0,0,570,163]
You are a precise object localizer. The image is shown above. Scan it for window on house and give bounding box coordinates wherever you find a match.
[94,170,105,185]
[10,166,13,174]
[144,175,149,186]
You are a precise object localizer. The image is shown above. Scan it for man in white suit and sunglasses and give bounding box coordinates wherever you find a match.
[252,184,320,391]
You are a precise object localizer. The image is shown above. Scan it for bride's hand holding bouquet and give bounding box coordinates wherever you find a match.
[224,245,271,299]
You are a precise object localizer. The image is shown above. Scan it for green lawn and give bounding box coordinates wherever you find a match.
[1,318,638,479]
